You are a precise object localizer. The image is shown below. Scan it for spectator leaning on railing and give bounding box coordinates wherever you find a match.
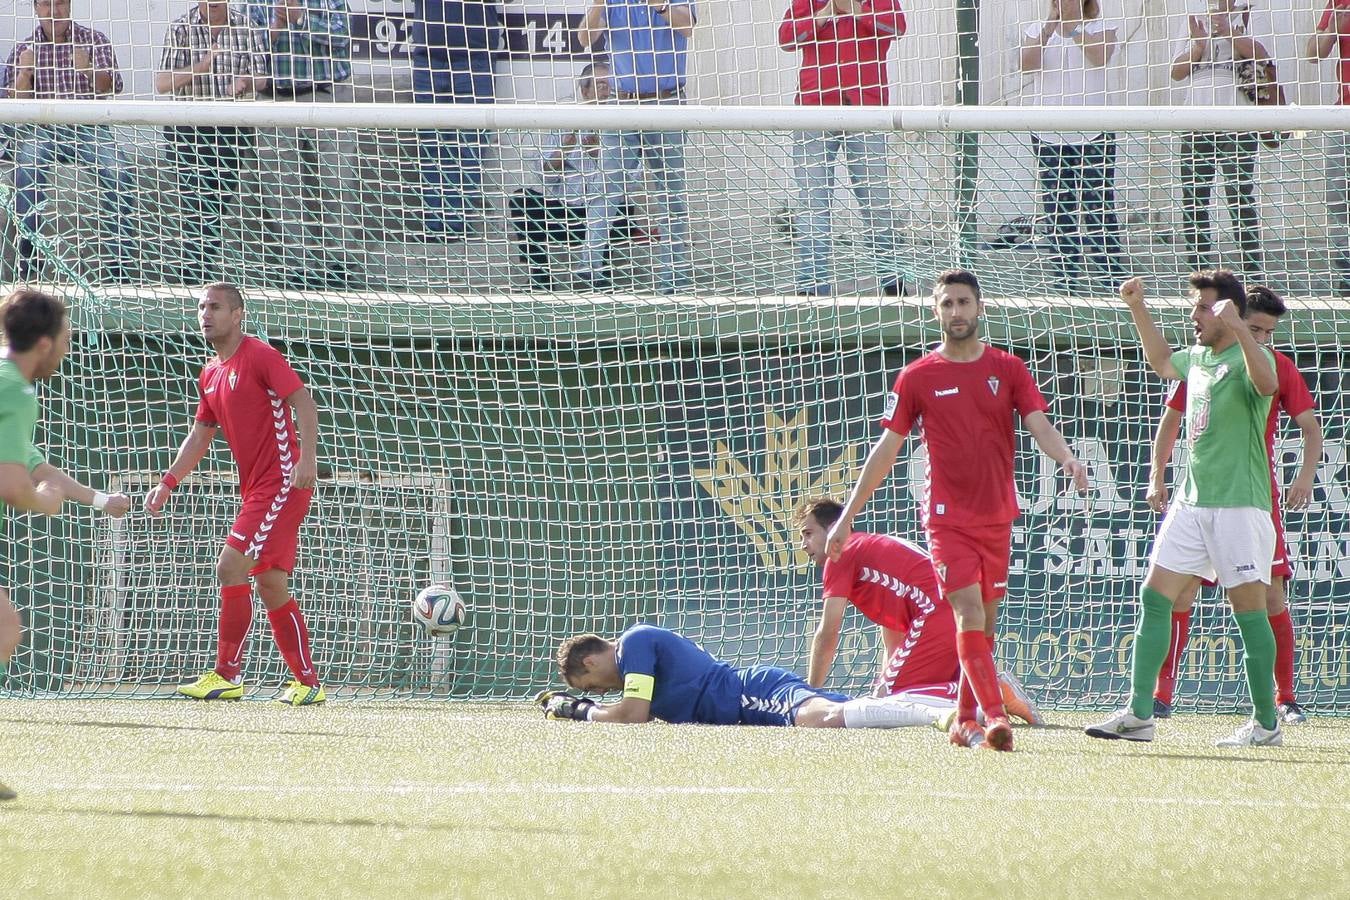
[1018,0,1124,296]
[1308,0,1350,295]
[778,0,907,297]
[578,0,696,294]
[1,0,135,283]
[155,0,271,284]
[508,60,639,292]
[248,0,356,288]
[411,0,501,242]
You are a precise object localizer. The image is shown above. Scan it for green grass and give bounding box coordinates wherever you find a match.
[1,701,1347,899]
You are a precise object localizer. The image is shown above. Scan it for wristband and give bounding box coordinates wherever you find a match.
[585,705,598,721]
[160,472,179,491]
[92,491,110,511]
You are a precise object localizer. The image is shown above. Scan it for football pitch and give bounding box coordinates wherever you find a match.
[2,701,1347,899]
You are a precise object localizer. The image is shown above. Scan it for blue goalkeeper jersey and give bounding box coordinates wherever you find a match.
[615,624,743,725]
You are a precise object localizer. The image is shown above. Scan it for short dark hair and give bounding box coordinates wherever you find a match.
[2,289,66,353]
[795,497,844,529]
[1188,269,1247,316]
[557,634,610,685]
[933,268,981,302]
[204,282,245,310]
[1245,285,1287,318]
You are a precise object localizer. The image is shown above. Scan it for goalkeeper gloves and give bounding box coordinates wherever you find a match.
[534,689,597,721]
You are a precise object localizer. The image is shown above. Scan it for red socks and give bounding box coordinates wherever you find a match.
[215,583,254,682]
[1269,609,1296,704]
[266,598,319,687]
[1154,610,1191,707]
[956,630,1005,721]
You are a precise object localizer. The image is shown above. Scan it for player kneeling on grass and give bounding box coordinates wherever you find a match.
[796,496,1044,728]
[540,623,952,728]
[1,289,131,801]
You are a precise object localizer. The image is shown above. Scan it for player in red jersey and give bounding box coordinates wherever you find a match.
[1147,286,1322,724]
[144,283,325,706]
[826,269,1087,751]
[796,496,1044,724]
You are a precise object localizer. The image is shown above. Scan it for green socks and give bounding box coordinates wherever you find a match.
[1234,609,1278,730]
[1130,587,1175,719]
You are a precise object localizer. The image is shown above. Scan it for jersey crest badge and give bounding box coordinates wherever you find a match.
[228,370,239,390]
[987,376,1000,396]
[934,562,947,582]
[1214,364,1229,382]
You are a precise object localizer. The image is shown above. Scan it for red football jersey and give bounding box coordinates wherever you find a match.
[880,346,1049,527]
[821,531,945,633]
[195,336,305,494]
[1165,349,1315,489]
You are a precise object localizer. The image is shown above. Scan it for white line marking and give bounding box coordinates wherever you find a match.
[10,780,1350,811]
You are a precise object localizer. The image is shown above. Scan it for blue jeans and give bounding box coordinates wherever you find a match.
[1032,134,1125,288]
[598,96,689,292]
[1326,131,1349,285]
[792,131,902,295]
[12,124,134,262]
[1178,132,1262,276]
[412,59,495,236]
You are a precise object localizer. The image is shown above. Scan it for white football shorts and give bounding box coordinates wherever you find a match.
[1150,503,1275,590]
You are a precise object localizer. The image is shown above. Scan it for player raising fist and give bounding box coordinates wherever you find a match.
[1,289,130,801]
[146,283,325,706]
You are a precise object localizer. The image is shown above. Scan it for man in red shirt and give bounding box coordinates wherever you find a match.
[145,282,325,706]
[1309,0,1350,293]
[778,0,906,297]
[1147,286,1322,723]
[796,496,1045,724]
[826,269,1087,750]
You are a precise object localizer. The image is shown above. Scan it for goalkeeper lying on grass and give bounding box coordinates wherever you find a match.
[538,623,955,728]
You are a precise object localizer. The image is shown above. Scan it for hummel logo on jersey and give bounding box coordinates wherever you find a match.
[935,387,959,397]
[987,376,1000,396]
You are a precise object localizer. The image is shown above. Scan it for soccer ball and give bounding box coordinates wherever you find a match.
[412,584,468,636]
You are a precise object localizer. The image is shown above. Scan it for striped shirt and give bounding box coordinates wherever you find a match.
[159,5,271,99]
[0,23,122,99]
[247,1,352,94]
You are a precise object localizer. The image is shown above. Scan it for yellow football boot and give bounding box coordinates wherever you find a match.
[177,670,244,701]
[275,680,326,706]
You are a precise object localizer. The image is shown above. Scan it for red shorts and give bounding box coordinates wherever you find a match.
[874,602,961,695]
[927,523,1012,603]
[225,484,313,576]
[1270,498,1293,580]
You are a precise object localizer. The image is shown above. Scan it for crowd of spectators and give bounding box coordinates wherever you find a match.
[1,0,1348,295]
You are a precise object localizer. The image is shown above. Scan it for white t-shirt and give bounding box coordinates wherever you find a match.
[537,130,607,207]
[1022,18,1114,145]
[1178,36,1242,106]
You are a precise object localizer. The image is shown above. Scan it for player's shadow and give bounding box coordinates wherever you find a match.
[28,806,578,836]
[0,716,344,740]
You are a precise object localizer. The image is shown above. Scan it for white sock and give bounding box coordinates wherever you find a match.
[841,696,943,729]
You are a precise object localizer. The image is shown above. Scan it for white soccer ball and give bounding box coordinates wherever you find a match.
[412,584,468,636]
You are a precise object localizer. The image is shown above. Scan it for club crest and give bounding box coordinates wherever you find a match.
[1214,364,1229,382]
[987,376,1000,396]
[229,370,238,390]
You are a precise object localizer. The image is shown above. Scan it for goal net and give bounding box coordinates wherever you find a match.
[0,0,1347,711]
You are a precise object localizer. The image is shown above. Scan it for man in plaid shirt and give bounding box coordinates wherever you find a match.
[1,0,135,282]
[248,1,357,288]
[155,1,270,284]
